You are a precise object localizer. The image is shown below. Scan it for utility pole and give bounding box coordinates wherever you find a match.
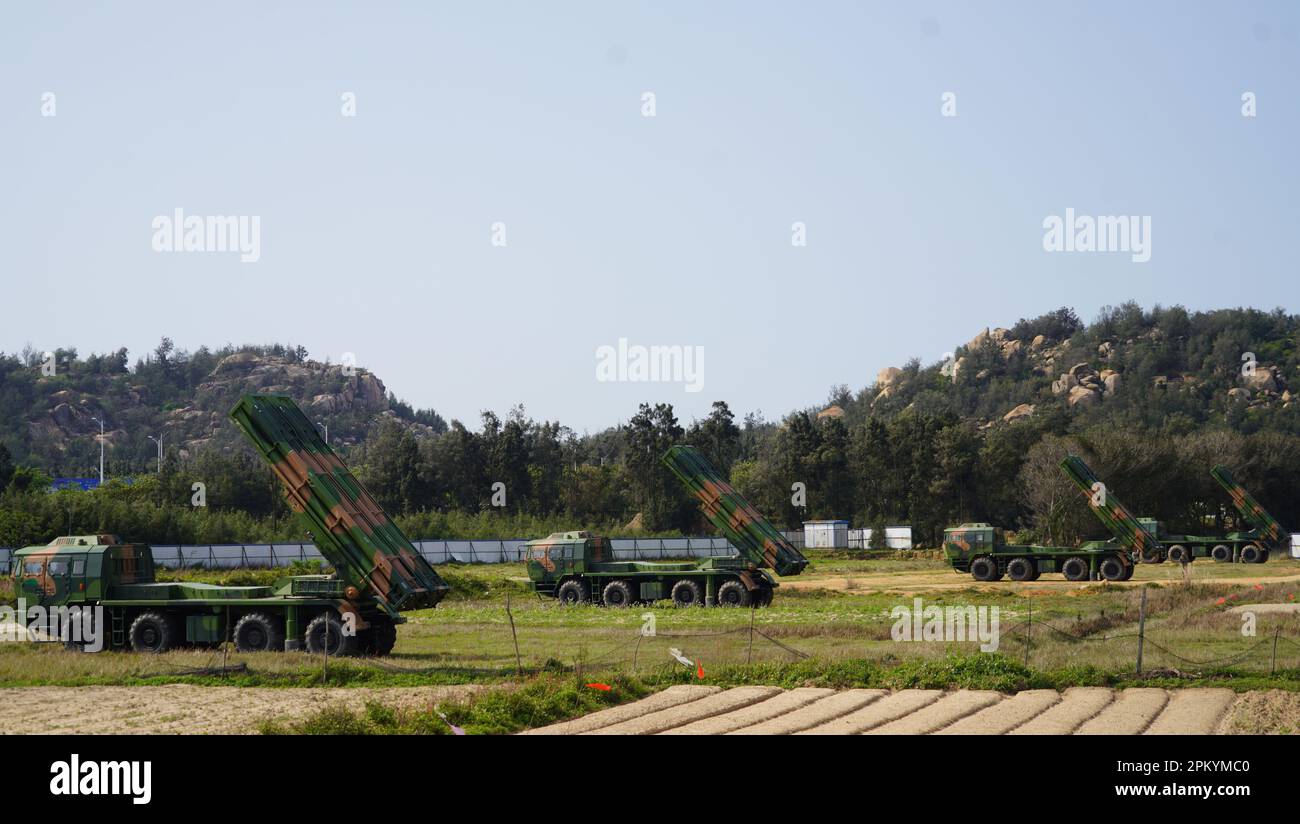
[90,416,106,486]
[316,420,328,444]
[147,434,164,473]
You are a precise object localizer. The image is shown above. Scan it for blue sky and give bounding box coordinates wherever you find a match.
[3,2,1297,431]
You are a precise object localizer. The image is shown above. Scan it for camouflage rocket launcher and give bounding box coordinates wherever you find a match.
[1059,454,1162,563]
[229,393,449,614]
[522,445,807,607]
[1060,454,1277,565]
[8,394,446,655]
[1209,465,1284,562]
[1137,463,1281,564]
[941,455,1138,582]
[662,444,809,577]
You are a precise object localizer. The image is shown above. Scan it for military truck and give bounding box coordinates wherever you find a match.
[10,394,449,654]
[943,522,1137,582]
[1065,457,1281,564]
[943,455,1154,582]
[524,445,808,607]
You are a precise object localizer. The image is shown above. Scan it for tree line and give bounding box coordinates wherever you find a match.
[4,304,1300,549]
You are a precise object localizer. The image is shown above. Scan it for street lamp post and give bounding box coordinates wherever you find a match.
[316,421,328,444]
[90,416,106,486]
[147,434,164,473]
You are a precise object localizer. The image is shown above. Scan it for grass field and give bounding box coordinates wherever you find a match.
[3,553,1300,733]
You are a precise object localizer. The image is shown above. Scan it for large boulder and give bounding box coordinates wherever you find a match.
[1068,362,1098,382]
[1068,385,1100,408]
[1002,403,1035,423]
[1245,367,1279,393]
[876,366,902,387]
[950,356,967,381]
[1052,373,1077,395]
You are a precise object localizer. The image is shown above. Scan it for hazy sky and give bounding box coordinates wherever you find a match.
[3,2,1297,432]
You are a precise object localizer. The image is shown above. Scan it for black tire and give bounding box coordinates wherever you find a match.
[601,579,634,608]
[365,617,398,656]
[970,557,1002,582]
[129,611,178,653]
[1119,562,1135,581]
[1006,558,1035,581]
[1061,557,1089,582]
[1099,556,1127,582]
[556,579,590,606]
[716,580,752,607]
[1167,545,1190,564]
[753,585,775,607]
[1240,545,1261,564]
[304,613,359,657]
[671,579,704,608]
[1259,549,1270,563]
[233,612,285,653]
[1211,544,1232,563]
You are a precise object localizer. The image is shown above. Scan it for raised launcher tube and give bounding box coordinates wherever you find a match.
[230,394,449,617]
[1210,465,1284,547]
[662,445,809,576]
[1059,455,1162,560]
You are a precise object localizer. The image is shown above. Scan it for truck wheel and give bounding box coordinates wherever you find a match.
[671,579,703,608]
[365,618,398,656]
[753,585,775,607]
[602,580,634,607]
[1099,556,1127,582]
[1240,545,1261,564]
[716,580,752,607]
[970,557,1002,582]
[1061,557,1089,582]
[233,612,285,652]
[304,613,359,657]
[556,580,590,606]
[1211,544,1232,563]
[1006,558,1035,581]
[129,612,178,653]
[1167,545,1190,564]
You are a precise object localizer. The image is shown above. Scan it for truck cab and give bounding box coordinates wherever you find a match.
[942,523,1005,570]
[525,531,610,593]
[11,535,145,609]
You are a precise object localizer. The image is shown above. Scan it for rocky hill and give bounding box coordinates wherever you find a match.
[857,304,1299,435]
[0,343,444,474]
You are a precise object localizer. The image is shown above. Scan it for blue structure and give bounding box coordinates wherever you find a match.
[51,477,101,492]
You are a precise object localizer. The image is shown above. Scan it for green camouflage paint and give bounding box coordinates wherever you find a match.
[229,394,449,616]
[661,445,809,576]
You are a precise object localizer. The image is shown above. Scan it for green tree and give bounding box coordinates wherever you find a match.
[626,403,690,531]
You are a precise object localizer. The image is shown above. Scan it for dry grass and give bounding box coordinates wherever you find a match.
[1222,690,1300,734]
